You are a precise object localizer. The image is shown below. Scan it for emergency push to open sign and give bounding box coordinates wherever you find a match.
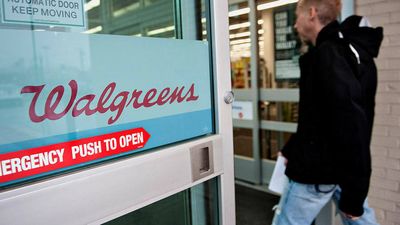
[0,128,150,183]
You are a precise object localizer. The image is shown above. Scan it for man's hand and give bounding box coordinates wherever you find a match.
[278,152,288,166]
[343,212,360,221]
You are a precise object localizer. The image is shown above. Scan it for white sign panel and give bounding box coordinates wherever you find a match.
[1,0,84,27]
[232,101,253,120]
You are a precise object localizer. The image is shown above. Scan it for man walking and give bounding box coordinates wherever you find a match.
[272,0,383,224]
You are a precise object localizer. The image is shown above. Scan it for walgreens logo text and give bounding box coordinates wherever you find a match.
[21,80,199,125]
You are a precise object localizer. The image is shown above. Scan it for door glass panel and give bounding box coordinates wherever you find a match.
[260,101,298,123]
[0,0,212,188]
[257,2,299,164]
[0,0,177,38]
[104,177,219,225]
[0,0,221,224]
[96,0,175,38]
[229,1,253,89]
[257,2,300,89]
[229,1,301,186]
[233,128,253,158]
[87,2,102,31]
[260,130,292,160]
[112,0,141,18]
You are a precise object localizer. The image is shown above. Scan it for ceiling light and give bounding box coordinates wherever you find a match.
[227,0,298,16]
[230,31,250,39]
[229,8,250,17]
[84,26,102,34]
[230,30,264,39]
[147,26,174,36]
[231,43,251,50]
[231,38,251,45]
[229,22,250,30]
[257,0,298,11]
[84,0,100,12]
[229,20,263,30]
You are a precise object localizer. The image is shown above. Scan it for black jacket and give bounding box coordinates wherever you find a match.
[281,16,383,216]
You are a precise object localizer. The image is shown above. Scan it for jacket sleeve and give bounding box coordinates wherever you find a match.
[317,42,371,217]
[281,133,296,160]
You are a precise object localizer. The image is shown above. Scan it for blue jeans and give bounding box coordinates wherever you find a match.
[271,181,379,225]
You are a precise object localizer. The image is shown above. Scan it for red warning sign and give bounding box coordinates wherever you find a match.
[0,128,150,183]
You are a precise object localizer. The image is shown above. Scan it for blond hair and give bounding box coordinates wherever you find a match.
[298,0,342,25]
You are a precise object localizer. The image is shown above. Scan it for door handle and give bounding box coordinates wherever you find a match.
[224,91,234,104]
[190,142,214,181]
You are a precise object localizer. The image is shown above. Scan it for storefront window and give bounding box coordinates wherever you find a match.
[229,2,256,89]
[257,2,299,163]
[230,1,300,166]
[260,101,298,123]
[257,1,299,89]
[229,3,298,89]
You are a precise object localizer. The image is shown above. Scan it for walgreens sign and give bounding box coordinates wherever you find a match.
[21,80,199,125]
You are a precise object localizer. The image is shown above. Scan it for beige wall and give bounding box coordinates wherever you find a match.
[356,1,400,224]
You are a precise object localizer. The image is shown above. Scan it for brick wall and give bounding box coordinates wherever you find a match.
[356,1,400,224]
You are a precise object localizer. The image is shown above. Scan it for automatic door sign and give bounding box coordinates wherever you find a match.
[1,0,85,27]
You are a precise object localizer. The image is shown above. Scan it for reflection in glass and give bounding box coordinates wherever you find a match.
[108,0,175,38]
[86,0,101,31]
[145,0,160,6]
[0,0,177,38]
[0,0,210,40]
[112,0,141,18]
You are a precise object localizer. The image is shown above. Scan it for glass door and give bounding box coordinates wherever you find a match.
[0,0,235,224]
[230,1,354,224]
[230,0,354,186]
[228,0,299,185]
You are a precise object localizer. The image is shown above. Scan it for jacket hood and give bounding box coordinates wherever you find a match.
[340,15,384,58]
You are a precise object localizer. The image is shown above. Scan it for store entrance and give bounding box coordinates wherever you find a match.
[229,1,355,224]
[0,0,236,224]
[228,0,299,186]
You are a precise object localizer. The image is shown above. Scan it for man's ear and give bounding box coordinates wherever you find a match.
[309,6,318,21]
